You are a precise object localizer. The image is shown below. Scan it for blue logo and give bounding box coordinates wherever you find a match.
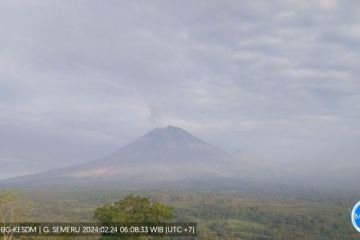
[352,201,360,232]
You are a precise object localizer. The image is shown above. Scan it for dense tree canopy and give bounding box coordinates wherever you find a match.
[94,194,173,240]
[94,194,173,224]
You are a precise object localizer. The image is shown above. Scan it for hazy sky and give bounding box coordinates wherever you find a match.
[0,0,359,179]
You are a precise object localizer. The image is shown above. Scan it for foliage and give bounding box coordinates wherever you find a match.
[94,194,173,223]
[0,190,32,240]
[0,189,32,222]
[20,189,360,240]
[94,194,173,240]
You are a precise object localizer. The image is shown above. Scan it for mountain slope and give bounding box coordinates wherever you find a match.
[0,126,240,188]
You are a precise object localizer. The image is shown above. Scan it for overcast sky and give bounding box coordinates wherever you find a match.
[0,0,359,179]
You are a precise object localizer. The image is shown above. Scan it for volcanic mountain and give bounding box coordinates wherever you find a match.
[0,126,241,188]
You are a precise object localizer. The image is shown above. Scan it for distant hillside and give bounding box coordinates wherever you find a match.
[0,126,245,189]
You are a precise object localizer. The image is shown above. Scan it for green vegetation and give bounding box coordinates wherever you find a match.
[0,190,30,222]
[94,194,173,240]
[1,188,360,239]
[0,190,32,240]
[94,194,173,224]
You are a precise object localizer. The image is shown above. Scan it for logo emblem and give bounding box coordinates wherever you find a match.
[351,201,360,232]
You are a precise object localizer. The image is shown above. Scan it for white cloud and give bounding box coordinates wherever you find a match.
[0,0,359,177]
[318,0,338,10]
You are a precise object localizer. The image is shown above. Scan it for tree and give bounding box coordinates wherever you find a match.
[94,194,173,239]
[0,190,31,240]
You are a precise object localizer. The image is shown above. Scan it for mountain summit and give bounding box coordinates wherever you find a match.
[121,125,213,153]
[140,125,203,143]
[102,126,227,165]
[0,126,239,188]
[131,125,210,148]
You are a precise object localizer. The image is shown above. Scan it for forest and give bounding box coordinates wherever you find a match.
[1,186,360,240]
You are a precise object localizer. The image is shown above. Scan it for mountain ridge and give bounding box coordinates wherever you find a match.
[0,126,240,188]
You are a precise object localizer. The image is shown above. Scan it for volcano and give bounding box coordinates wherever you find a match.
[0,126,241,189]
